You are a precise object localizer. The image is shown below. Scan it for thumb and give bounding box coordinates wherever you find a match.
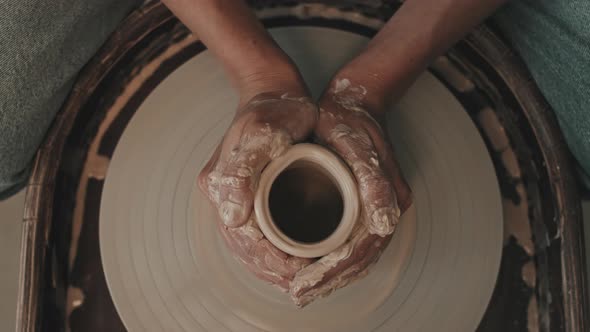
[326,124,399,236]
[216,127,292,227]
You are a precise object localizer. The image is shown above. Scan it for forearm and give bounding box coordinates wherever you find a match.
[336,0,509,111]
[162,0,305,101]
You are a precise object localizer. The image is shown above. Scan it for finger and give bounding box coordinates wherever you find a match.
[325,124,399,236]
[217,126,292,227]
[218,218,312,290]
[212,96,315,227]
[253,240,311,280]
[198,143,223,203]
[373,138,413,213]
[198,116,249,205]
[216,171,254,228]
[247,96,318,141]
[289,224,390,307]
[218,223,290,290]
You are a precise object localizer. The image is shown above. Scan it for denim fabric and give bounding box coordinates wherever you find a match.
[0,0,588,199]
[0,0,140,199]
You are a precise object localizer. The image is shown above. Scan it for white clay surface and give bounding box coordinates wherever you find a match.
[100,27,502,331]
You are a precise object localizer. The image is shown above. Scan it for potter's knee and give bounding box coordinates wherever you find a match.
[0,119,47,200]
[0,76,70,200]
[0,166,30,201]
[0,139,32,200]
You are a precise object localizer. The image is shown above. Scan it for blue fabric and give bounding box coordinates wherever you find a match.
[493,0,590,184]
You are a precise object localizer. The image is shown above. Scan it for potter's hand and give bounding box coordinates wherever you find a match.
[200,89,317,226]
[289,76,412,307]
[166,0,322,292]
[198,81,318,289]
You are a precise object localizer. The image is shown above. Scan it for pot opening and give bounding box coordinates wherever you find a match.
[268,160,344,244]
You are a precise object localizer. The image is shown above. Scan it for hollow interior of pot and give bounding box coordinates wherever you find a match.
[268,159,345,244]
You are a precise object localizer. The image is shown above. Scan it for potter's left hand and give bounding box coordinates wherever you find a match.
[289,75,412,307]
[198,86,318,291]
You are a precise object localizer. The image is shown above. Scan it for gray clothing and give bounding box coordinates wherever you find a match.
[0,0,140,199]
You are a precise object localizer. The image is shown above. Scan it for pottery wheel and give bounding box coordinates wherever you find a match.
[100,27,503,331]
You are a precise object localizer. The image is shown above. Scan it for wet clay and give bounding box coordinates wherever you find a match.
[269,161,344,243]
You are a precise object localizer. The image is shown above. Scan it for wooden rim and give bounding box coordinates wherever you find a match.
[16,3,173,331]
[461,27,587,331]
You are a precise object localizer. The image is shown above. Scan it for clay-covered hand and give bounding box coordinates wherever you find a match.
[289,77,412,307]
[198,88,318,290]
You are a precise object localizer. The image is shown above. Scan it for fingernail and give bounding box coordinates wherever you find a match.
[369,207,400,236]
[219,200,245,227]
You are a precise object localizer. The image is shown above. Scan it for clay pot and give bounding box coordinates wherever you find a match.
[254,143,359,258]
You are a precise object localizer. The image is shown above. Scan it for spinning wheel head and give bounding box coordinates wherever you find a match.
[99,26,502,331]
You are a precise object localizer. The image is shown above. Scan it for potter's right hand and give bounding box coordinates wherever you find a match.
[198,78,318,289]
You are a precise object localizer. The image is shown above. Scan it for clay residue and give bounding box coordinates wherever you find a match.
[86,155,110,180]
[280,93,310,103]
[331,78,370,116]
[290,242,354,295]
[333,78,352,94]
[328,123,368,144]
[293,261,370,308]
[522,260,537,288]
[431,56,475,92]
[221,216,313,292]
[65,286,85,322]
[205,122,294,227]
[503,183,535,255]
[477,108,510,152]
[206,170,222,204]
[327,123,399,236]
[501,148,522,178]
[476,107,523,180]
[289,220,391,307]
[528,295,539,331]
[369,207,399,236]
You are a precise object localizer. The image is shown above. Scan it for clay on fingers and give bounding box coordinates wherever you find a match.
[219,216,313,291]
[289,221,390,307]
[208,125,293,227]
[204,93,321,293]
[326,122,400,236]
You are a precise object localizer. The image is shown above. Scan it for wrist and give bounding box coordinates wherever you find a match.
[332,44,431,114]
[237,61,308,105]
[326,68,390,116]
